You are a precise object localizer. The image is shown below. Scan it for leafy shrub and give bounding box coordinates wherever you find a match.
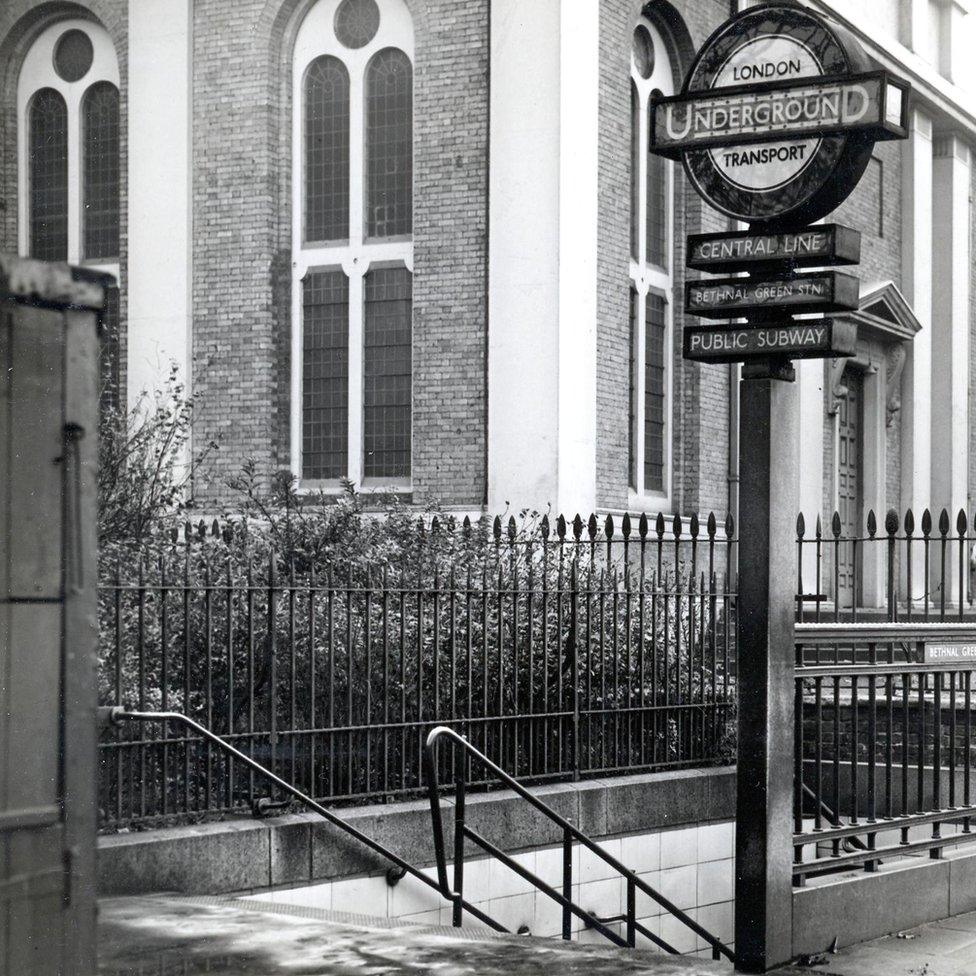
[97,396,736,827]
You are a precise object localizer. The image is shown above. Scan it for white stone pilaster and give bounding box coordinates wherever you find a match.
[900,110,933,600]
[908,0,931,57]
[944,0,970,84]
[487,0,599,517]
[797,359,824,601]
[487,0,561,514]
[931,133,971,602]
[555,0,600,517]
[127,0,193,408]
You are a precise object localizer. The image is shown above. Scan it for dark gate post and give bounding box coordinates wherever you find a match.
[734,370,799,973]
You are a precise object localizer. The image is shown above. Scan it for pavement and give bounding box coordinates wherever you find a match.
[96,894,976,976]
[802,910,976,976]
[97,894,731,975]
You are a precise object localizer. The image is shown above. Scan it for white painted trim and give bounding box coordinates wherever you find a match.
[899,110,933,601]
[796,358,824,593]
[860,364,887,608]
[291,0,414,488]
[486,0,561,514]
[556,0,600,516]
[17,18,120,267]
[931,134,971,603]
[813,0,976,138]
[127,0,192,413]
[628,14,676,511]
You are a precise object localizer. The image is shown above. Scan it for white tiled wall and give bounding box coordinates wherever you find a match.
[242,819,736,957]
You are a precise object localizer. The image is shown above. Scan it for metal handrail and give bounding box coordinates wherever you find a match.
[423,725,735,963]
[100,707,505,933]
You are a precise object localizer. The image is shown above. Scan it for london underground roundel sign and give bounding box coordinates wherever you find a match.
[651,4,910,227]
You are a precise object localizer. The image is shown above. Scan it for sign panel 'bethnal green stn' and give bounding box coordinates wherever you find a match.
[650,2,910,373]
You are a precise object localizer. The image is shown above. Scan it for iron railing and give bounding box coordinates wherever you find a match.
[793,623,976,880]
[797,507,976,621]
[100,707,503,931]
[98,512,737,828]
[423,725,734,961]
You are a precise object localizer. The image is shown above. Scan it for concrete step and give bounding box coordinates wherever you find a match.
[98,893,733,975]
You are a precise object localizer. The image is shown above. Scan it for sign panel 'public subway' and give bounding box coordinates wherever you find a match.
[651,4,910,227]
[683,319,857,364]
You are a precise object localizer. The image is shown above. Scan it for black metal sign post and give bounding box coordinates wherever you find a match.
[649,4,910,971]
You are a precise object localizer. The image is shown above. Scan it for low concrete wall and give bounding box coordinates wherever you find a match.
[793,848,976,955]
[98,766,735,897]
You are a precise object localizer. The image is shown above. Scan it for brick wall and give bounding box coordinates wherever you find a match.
[410,1,488,508]
[189,0,281,506]
[802,697,976,769]
[596,0,731,519]
[1,0,967,528]
[594,0,634,513]
[187,0,488,508]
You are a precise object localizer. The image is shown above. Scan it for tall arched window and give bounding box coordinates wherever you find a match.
[305,56,350,243]
[18,20,121,406]
[365,48,412,239]
[292,0,414,487]
[82,81,120,260]
[29,88,68,261]
[629,15,675,501]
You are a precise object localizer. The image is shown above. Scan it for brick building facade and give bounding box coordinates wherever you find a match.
[3,0,976,601]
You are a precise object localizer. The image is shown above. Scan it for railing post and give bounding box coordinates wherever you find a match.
[626,877,636,947]
[452,745,466,926]
[562,826,572,941]
[570,561,580,782]
[734,374,798,973]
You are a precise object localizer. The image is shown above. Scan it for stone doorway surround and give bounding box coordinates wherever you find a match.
[797,281,921,609]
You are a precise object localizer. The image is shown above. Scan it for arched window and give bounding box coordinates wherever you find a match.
[629,15,675,501]
[19,20,121,410]
[82,81,120,260]
[630,82,639,260]
[29,88,68,261]
[365,47,412,239]
[292,0,414,487]
[18,20,120,265]
[305,56,350,243]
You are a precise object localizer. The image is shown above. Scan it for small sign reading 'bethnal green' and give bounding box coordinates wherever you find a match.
[685,271,859,318]
[683,319,856,364]
[924,643,976,666]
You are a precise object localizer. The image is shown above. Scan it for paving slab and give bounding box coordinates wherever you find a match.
[798,910,976,976]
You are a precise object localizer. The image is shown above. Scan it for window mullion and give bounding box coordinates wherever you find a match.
[663,297,674,499]
[637,87,649,271]
[348,266,365,483]
[635,290,647,497]
[67,90,81,264]
[290,264,304,478]
[349,68,365,248]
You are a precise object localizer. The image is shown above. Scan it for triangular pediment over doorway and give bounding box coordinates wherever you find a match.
[852,281,922,343]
